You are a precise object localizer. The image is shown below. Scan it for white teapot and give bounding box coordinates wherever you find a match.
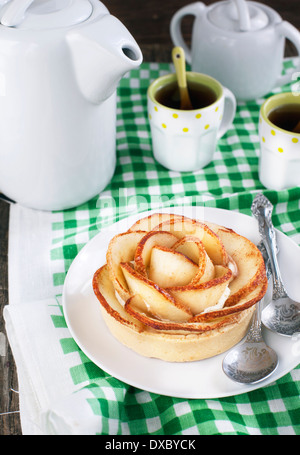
[0,0,142,210]
[170,0,300,100]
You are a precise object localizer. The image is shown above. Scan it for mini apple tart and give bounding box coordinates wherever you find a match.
[93,213,267,362]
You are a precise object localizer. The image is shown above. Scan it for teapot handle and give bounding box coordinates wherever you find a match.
[275,21,300,87]
[170,2,206,65]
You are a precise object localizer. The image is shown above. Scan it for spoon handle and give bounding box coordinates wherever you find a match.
[251,194,288,300]
[172,46,193,110]
[172,47,188,89]
[246,300,263,343]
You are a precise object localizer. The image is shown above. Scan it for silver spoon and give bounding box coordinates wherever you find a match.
[251,193,300,336]
[222,299,278,384]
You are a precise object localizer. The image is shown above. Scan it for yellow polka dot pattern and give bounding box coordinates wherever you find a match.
[152,103,220,133]
[261,126,300,154]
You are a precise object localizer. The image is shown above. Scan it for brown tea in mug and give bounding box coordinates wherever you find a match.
[268,103,300,133]
[155,80,217,110]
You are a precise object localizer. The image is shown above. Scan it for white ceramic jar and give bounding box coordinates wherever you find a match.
[0,0,142,210]
[170,0,300,101]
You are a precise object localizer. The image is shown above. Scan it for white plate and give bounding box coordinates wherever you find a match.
[62,206,300,399]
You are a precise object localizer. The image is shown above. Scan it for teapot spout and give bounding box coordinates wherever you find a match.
[66,13,143,104]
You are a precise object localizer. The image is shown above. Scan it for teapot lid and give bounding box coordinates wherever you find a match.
[0,0,94,29]
[208,0,269,32]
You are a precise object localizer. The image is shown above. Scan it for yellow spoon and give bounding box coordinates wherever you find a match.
[172,46,193,110]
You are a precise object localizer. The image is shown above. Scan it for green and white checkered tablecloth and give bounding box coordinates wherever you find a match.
[6,60,300,435]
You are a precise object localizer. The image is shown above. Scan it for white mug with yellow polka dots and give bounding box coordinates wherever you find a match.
[147,72,236,172]
[259,92,300,190]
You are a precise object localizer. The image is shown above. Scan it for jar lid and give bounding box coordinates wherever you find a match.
[0,0,94,29]
[208,0,269,32]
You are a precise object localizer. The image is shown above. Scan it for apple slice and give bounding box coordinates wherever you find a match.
[106,230,146,301]
[120,262,192,322]
[129,213,182,233]
[168,265,233,315]
[172,235,203,263]
[148,245,198,287]
[93,265,145,333]
[124,294,243,333]
[172,235,215,284]
[190,276,268,322]
[134,230,178,276]
[152,215,228,265]
[212,226,266,305]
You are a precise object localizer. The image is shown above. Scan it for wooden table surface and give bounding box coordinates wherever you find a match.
[1,0,300,436]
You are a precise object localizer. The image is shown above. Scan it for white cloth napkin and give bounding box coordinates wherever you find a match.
[4,204,100,435]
